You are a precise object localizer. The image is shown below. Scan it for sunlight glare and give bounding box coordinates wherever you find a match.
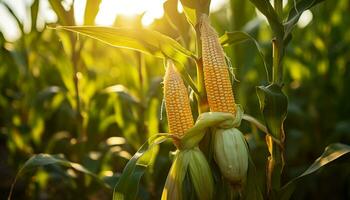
[95,0,166,26]
[94,0,226,26]
[297,10,313,28]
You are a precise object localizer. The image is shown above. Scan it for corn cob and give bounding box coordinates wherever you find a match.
[200,14,236,114]
[164,60,194,142]
[201,15,248,186]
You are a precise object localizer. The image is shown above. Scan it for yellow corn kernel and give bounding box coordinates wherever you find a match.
[164,60,194,140]
[200,15,236,114]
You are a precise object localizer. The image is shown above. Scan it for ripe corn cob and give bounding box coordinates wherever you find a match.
[164,60,194,144]
[200,14,236,114]
[200,15,248,186]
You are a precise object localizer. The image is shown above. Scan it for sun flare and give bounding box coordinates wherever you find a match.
[94,0,166,26]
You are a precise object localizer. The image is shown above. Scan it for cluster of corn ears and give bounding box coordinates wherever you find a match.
[161,14,249,199]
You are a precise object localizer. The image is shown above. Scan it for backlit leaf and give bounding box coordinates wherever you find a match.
[56,26,194,64]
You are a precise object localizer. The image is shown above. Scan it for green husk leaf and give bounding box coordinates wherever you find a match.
[181,105,244,149]
[188,148,213,200]
[162,150,191,200]
[181,112,234,149]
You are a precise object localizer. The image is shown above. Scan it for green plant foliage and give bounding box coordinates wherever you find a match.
[179,0,211,27]
[279,143,350,200]
[256,84,288,139]
[8,154,108,199]
[0,0,349,199]
[284,0,326,38]
[55,26,194,62]
[114,135,170,200]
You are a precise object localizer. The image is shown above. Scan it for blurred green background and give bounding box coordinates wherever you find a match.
[0,0,349,199]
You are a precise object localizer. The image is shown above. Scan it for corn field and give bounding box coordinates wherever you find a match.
[1,0,350,199]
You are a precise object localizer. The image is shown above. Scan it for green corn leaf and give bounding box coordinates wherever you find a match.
[8,154,107,200]
[248,0,284,39]
[179,0,211,27]
[284,0,326,39]
[256,83,288,139]
[163,0,190,42]
[279,143,350,200]
[30,0,39,31]
[220,31,269,81]
[84,0,102,25]
[113,134,170,200]
[55,26,195,64]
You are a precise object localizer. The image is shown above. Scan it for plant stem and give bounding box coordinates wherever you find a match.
[195,24,209,114]
[268,38,286,197]
[137,52,146,143]
[274,0,283,20]
[272,39,283,84]
[71,37,85,142]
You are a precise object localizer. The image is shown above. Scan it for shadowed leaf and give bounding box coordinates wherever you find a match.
[280,143,350,200]
[113,135,170,200]
[256,83,288,139]
[8,154,107,200]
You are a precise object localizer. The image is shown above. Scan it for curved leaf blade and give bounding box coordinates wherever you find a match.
[256,84,288,139]
[248,0,283,38]
[113,135,170,200]
[179,0,211,27]
[280,143,350,200]
[8,154,107,200]
[55,26,194,63]
[284,0,326,38]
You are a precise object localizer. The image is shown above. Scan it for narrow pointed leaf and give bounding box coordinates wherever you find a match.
[84,0,102,25]
[56,26,194,63]
[248,0,284,38]
[220,31,268,80]
[284,0,326,38]
[113,135,170,200]
[279,143,350,200]
[8,154,107,200]
[179,0,211,27]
